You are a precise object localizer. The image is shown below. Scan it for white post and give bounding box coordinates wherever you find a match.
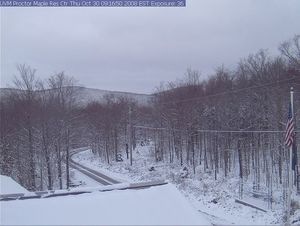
[287,87,294,226]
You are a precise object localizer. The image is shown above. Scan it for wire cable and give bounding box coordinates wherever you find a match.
[134,125,300,134]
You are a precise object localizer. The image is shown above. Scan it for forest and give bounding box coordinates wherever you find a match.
[0,35,300,201]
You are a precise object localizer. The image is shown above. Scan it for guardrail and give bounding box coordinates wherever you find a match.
[0,180,168,202]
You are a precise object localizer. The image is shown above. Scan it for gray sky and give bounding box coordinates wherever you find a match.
[1,0,300,94]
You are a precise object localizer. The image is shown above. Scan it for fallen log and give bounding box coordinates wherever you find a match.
[235,199,267,212]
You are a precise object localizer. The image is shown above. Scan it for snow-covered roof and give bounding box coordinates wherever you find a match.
[1,184,210,225]
[0,175,28,194]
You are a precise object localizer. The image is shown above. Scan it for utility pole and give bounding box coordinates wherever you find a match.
[296,113,300,195]
[129,105,133,166]
[287,87,294,226]
[66,128,70,189]
[297,164,300,194]
[238,139,243,199]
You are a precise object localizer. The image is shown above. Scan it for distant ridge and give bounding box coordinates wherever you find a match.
[0,86,153,106]
[75,86,153,106]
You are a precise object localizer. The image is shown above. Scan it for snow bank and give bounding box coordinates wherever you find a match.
[0,175,28,194]
[1,184,210,225]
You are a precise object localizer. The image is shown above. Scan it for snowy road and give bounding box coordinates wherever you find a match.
[70,148,120,186]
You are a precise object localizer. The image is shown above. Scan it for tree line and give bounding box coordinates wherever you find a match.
[0,35,299,195]
[145,35,300,201]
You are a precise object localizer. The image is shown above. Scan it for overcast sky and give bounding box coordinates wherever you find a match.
[1,0,300,94]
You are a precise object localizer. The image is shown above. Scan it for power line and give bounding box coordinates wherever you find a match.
[155,77,298,106]
[134,125,300,134]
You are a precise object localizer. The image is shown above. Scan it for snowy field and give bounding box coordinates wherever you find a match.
[1,183,210,225]
[72,145,290,225]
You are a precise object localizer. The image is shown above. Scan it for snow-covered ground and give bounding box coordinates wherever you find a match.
[2,143,293,225]
[1,183,210,225]
[70,167,101,188]
[0,175,28,194]
[72,145,290,225]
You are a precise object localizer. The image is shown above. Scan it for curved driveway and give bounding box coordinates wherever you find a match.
[70,148,120,185]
